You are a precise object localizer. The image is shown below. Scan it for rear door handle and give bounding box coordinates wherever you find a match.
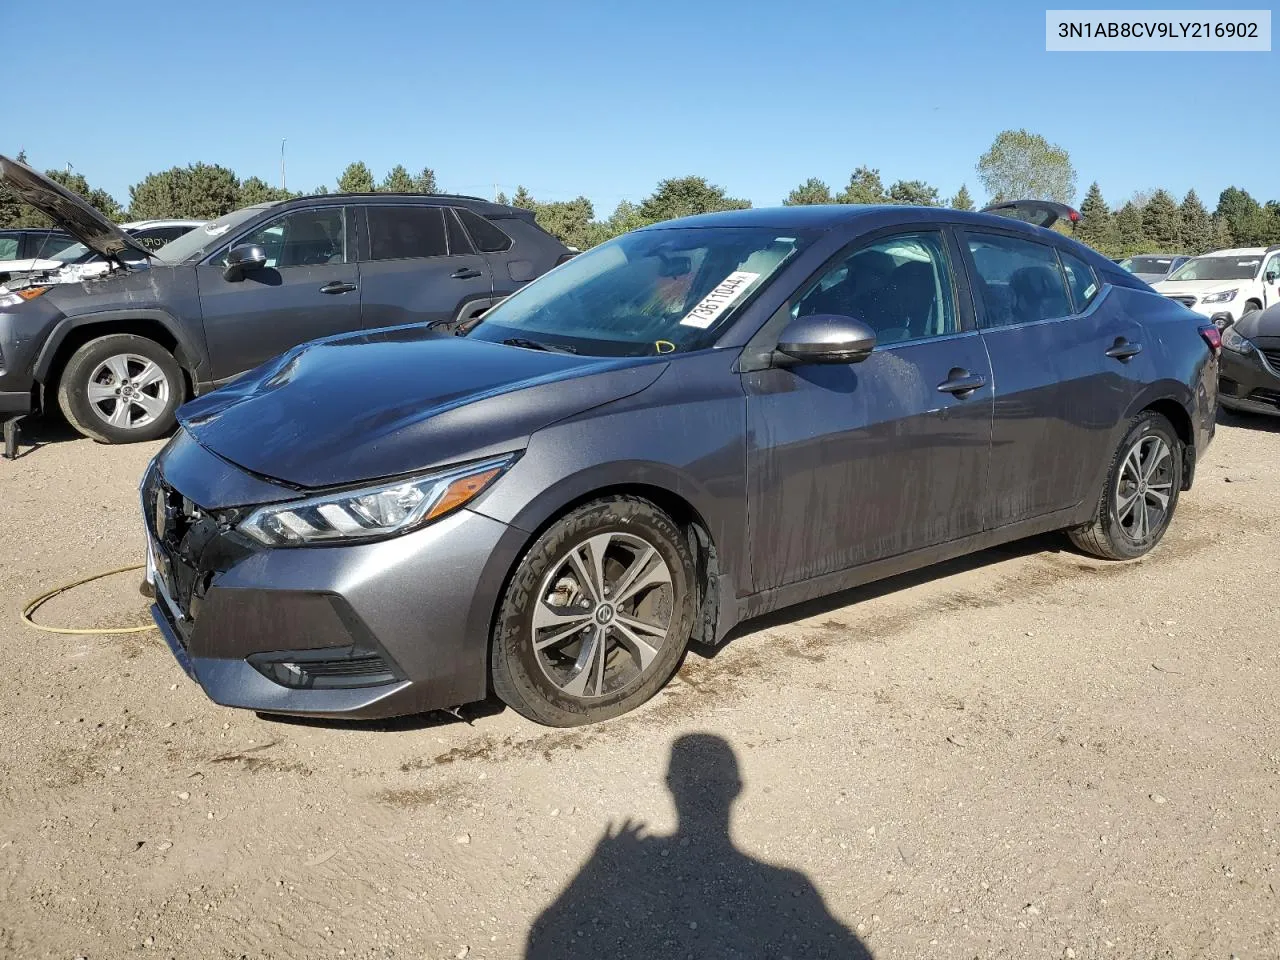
[319,281,357,295]
[936,370,987,397]
[451,267,482,280]
[1106,338,1142,361]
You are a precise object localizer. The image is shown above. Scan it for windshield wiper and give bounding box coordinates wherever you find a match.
[500,337,578,355]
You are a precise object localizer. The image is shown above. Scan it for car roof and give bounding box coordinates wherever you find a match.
[641,204,1080,238]
[1201,247,1268,257]
[286,192,531,219]
[120,219,207,229]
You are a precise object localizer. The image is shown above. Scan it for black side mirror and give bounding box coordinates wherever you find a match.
[1266,271,1279,284]
[223,243,268,281]
[774,313,877,365]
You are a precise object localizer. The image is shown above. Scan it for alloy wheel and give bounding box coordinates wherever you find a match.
[531,532,674,699]
[1114,434,1174,543]
[85,353,171,430]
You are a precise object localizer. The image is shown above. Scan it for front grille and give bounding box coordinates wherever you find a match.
[1247,389,1280,408]
[1165,294,1198,309]
[1260,348,1280,371]
[142,470,247,636]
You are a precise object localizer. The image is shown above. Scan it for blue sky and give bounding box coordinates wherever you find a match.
[9,0,1277,215]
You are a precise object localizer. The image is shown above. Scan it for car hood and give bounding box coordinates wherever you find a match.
[1235,303,1280,339]
[1152,278,1250,297]
[1131,272,1166,284]
[178,327,669,490]
[0,154,152,263]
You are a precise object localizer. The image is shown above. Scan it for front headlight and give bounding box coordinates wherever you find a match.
[0,286,50,308]
[238,454,515,546]
[1201,289,1238,304]
[1221,324,1252,354]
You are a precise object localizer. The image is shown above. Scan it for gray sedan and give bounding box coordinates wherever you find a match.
[142,201,1219,726]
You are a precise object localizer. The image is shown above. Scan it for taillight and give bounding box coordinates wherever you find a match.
[1198,324,1222,355]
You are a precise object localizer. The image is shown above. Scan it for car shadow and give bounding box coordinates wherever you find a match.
[1217,406,1280,434]
[701,532,1064,655]
[256,697,508,732]
[524,733,872,959]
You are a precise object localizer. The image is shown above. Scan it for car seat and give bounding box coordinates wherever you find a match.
[1008,265,1070,325]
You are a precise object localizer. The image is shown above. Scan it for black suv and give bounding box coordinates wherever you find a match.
[0,155,570,443]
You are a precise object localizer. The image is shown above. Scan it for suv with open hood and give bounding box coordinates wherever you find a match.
[0,155,570,443]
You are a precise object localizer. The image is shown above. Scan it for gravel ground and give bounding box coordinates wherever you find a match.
[0,412,1277,960]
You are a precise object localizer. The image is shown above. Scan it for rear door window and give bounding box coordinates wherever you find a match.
[964,232,1073,327]
[1059,249,1100,312]
[366,206,448,261]
[456,208,513,253]
[445,209,475,255]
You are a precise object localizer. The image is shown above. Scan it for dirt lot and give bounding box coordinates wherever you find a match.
[1,413,1278,960]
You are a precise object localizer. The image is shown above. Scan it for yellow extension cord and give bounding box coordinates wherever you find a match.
[20,563,158,635]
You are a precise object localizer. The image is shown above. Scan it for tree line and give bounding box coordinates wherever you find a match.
[4,130,1278,260]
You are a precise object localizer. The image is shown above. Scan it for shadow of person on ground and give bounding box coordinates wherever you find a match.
[525,733,871,959]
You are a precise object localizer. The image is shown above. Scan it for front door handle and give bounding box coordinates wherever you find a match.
[936,369,987,397]
[1105,338,1142,361]
[320,281,357,295]
[451,268,482,280]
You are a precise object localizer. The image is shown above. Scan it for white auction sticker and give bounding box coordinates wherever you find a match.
[679,271,761,329]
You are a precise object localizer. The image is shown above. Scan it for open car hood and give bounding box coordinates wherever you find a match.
[0,154,151,263]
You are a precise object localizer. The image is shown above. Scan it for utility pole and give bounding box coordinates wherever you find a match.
[280,139,287,192]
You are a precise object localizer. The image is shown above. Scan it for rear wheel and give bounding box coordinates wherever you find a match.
[1068,411,1183,560]
[57,334,182,444]
[491,496,697,726]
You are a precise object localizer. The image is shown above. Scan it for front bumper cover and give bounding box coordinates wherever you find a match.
[142,435,529,719]
[1219,343,1280,417]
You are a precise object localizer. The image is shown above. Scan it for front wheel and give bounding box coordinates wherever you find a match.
[1068,411,1183,560]
[56,334,183,444]
[491,496,697,726]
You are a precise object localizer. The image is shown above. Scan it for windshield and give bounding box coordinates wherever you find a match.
[153,205,276,263]
[1119,256,1176,275]
[466,227,809,356]
[1167,255,1261,282]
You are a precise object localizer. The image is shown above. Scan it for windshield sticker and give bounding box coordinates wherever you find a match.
[1237,260,1260,266]
[204,224,232,237]
[679,271,761,329]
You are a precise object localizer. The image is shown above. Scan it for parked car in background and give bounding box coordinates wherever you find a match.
[1219,302,1280,417]
[1116,253,1191,284]
[6,220,205,287]
[140,199,1219,727]
[1153,246,1280,328]
[0,228,77,283]
[0,154,571,443]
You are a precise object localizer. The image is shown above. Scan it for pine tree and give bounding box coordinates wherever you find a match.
[511,186,535,210]
[1141,189,1181,249]
[495,190,508,206]
[949,184,975,211]
[1075,182,1114,253]
[1115,202,1144,253]
[837,166,888,204]
[414,167,439,194]
[336,162,376,193]
[379,164,416,193]
[1178,190,1212,254]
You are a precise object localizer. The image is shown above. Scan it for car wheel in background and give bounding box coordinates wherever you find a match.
[1068,410,1183,560]
[491,495,697,726]
[57,334,183,444]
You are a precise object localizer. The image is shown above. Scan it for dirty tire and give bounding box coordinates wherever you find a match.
[491,496,697,727]
[57,334,182,444]
[1068,410,1183,560]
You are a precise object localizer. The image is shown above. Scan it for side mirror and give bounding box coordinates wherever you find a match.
[1266,271,1278,284]
[223,243,268,281]
[774,314,877,365]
